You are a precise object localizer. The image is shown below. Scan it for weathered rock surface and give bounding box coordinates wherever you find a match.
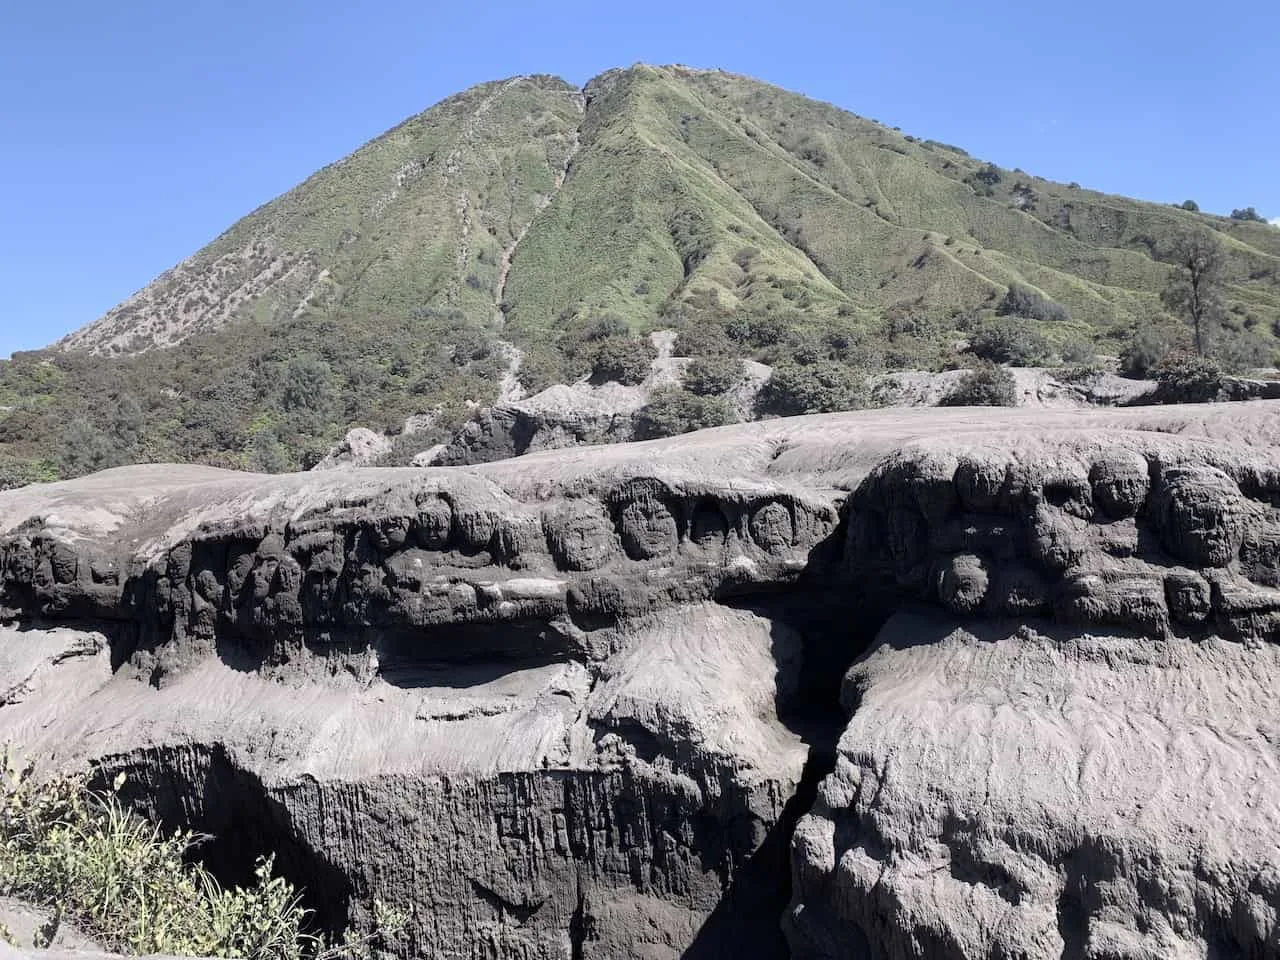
[787,612,1280,959]
[427,357,771,467]
[312,427,393,470]
[3,401,1280,958]
[868,367,1156,408]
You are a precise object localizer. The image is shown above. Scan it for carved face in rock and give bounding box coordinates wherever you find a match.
[1154,466,1249,568]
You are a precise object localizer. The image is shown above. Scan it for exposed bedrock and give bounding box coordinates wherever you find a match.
[788,425,1280,959]
[0,450,855,958]
[786,612,1280,960]
[844,432,1280,641]
[3,403,1280,957]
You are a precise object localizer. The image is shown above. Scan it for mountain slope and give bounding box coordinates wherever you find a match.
[60,74,584,354]
[3,64,1279,486]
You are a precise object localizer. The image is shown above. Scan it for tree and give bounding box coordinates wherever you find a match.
[1160,230,1225,357]
[1230,207,1267,223]
[1180,200,1199,212]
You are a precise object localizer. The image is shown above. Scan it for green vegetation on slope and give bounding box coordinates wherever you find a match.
[3,64,1279,484]
[0,309,503,482]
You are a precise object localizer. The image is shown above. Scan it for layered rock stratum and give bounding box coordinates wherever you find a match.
[3,401,1280,958]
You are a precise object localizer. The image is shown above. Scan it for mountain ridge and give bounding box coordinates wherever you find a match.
[53,63,1280,359]
[2,63,1278,486]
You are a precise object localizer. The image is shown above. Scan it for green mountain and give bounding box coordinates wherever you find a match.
[3,64,1279,484]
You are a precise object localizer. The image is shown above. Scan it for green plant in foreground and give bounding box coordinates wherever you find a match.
[0,752,403,958]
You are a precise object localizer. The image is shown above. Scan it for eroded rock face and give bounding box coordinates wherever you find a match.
[787,612,1280,960]
[788,424,1280,960]
[847,435,1280,640]
[3,402,1280,959]
[0,455,841,959]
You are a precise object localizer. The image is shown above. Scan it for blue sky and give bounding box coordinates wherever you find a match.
[2,0,1277,358]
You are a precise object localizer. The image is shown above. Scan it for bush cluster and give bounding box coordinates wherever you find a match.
[940,362,1018,407]
[0,753,404,958]
[588,336,656,386]
[965,163,1003,196]
[0,754,314,957]
[1152,353,1225,403]
[634,388,735,439]
[683,357,742,396]
[967,320,1051,366]
[995,283,1070,322]
[0,307,510,480]
[758,361,866,415]
[1119,328,1171,378]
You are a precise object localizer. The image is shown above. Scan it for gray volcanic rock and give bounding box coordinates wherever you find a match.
[3,401,1280,958]
[787,611,1280,959]
[428,384,646,466]
[785,412,1280,959]
[0,451,841,958]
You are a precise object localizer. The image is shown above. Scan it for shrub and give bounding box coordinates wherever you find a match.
[683,357,742,396]
[450,329,493,366]
[58,417,120,478]
[940,361,1018,406]
[968,320,1051,366]
[589,337,655,385]
[965,163,1003,195]
[725,312,789,348]
[1057,363,1107,383]
[1153,352,1224,402]
[973,163,1002,185]
[0,754,315,958]
[1119,328,1171,378]
[995,283,1070,322]
[1214,333,1271,374]
[578,314,629,341]
[634,388,735,439]
[759,361,866,415]
[784,332,828,366]
[516,345,564,394]
[673,324,734,358]
[1058,338,1095,363]
[248,430,291,473]
[0,456,60,491]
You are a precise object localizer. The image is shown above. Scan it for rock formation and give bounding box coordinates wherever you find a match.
[2,401,1280,958]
